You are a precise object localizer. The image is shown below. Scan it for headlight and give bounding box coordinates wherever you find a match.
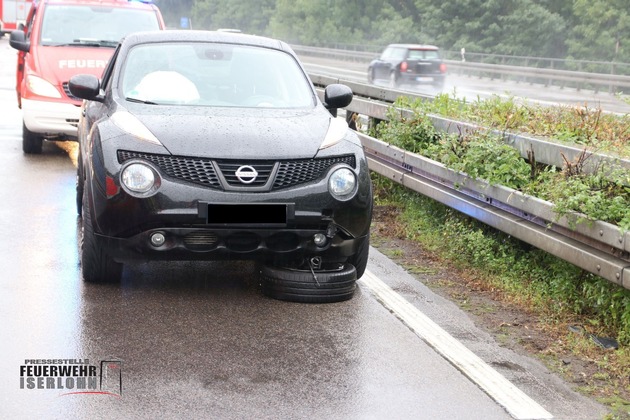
[26,75,62,98]
[328,167,357,200]
[121,163,159,196]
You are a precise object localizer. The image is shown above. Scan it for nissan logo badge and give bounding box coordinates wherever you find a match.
[235,165,258,184]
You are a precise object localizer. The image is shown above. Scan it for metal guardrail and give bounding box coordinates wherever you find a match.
[296,45,630,92]
[312,74,630,289]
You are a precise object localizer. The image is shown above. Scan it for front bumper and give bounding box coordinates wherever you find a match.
[398,73,446,85]
[22,98,80,138]
[88,148,373,264]
[98,227,369,264]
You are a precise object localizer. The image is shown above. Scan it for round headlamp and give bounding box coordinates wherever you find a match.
[121,163,158,195]
[328,167,357,200]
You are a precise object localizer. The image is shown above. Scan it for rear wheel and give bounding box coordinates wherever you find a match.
[261,263,357,303]
[22,123,43,154]
[80,186,123,283]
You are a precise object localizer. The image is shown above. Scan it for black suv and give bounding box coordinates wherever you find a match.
[69,30,373,303]
[368,44,447,89]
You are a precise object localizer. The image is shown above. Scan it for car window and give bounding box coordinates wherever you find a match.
[381,46,407,60]
[101,45,121,91]
[39,5,161,46]
[120,42,315,108]
[408,49,440,60]
[380,46,394,59]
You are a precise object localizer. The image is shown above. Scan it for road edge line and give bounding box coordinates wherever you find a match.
[360,270,553,420]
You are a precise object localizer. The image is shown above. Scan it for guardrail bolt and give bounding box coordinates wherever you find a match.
[599,230,604,236]
[597,265,601,271]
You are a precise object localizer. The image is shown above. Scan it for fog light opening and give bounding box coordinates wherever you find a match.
[150,232,166,247]
[313,233,327,247]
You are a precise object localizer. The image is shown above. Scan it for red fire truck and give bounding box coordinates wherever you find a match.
[0,0,32,36]
[9,0,165,153]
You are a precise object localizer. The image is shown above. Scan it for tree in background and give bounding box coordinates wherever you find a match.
[192,0,275,34]
[153,0,194,29]
[416,0,565,58]
[152,0,629,64]
[269,0,364,45]
[567,0,629,64]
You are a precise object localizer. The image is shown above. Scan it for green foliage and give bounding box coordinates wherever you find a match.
[153,0,194,28]
[374,94,630,228]
[567,0,630,64]
[191,0,275,34]
[445,134,533,189]
[373,174,630,344]
[179,0,630,62]
[542,165,630,230]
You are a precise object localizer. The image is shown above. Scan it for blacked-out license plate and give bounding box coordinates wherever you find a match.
[199,203,288,225]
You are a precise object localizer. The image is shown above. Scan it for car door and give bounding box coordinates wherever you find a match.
[373,46,395,81]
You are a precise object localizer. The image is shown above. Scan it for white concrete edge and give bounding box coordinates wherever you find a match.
[360,270,553,420]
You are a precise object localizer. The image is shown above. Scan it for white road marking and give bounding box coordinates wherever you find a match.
[360,270,553,420]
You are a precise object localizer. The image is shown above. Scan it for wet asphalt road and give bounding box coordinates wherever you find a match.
[300,57,630,115]
[0,37,610,419]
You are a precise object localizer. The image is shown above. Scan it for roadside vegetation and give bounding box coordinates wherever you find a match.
[368,94,630,416]
[374,94,630,230]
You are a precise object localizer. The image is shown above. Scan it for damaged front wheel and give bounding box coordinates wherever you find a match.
[261,263,357,303]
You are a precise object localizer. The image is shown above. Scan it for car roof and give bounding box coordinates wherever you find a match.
[121,30,291,52]
[386,44,440,50]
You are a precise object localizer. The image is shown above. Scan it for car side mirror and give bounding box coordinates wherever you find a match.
[9,30,30,52]
[323,84,353,117]
[68,74,103,102]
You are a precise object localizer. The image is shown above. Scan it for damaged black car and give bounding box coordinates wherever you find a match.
[69,30,372,303]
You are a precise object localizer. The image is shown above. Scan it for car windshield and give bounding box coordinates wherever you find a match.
[40,5,161,47]
[121,42,315,108]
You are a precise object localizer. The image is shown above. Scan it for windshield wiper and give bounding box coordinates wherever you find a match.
[126,97,159,105]
[52,39,118,48]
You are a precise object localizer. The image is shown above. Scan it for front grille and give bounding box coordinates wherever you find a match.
[117,151,356,191]
[215,161,275,187]
[273,155,355,190]
[118,151,221,189]
[62,82,81,101]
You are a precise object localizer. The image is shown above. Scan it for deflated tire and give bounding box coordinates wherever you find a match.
[261,263,357,303]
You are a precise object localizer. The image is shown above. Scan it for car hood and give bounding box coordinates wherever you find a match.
[125,105,334,160]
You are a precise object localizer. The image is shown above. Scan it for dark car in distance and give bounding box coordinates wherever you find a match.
[69,30,372,303]
[368,44,447,90]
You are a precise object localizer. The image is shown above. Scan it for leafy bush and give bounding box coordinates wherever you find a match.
[374,96,630,229]
[372,174,630,344]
